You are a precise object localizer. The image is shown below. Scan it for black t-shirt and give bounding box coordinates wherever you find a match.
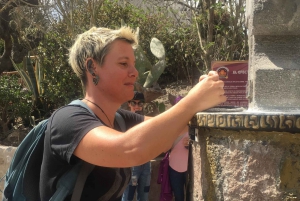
[40,104,144,201]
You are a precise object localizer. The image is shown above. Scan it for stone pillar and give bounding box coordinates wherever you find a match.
[246,0,300,111]
[188,0,300,200]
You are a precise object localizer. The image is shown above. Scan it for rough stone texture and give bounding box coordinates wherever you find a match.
[254,69,300,111]
[246,0,300,36]
[246,0,300,111]
[0,146,16,194]
[247,35,300,111]
[189,128,300,201]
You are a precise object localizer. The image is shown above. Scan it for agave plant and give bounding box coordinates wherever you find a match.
[11,54,45,126]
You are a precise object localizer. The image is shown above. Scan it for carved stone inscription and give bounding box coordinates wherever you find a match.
[194,113,300,132]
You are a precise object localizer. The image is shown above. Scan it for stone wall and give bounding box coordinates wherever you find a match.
[246,0,300,111]
[0,146,17,198]
[189,128,300,201]
[0,146,16,190]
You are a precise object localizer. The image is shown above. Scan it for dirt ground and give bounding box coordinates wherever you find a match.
[155,79,193,110]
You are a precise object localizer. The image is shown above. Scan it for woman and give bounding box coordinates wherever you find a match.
[166,95,190,201]
[40,26,226,200]
[122,91,151,201]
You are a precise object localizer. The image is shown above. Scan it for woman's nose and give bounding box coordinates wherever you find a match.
[129,65,138,78]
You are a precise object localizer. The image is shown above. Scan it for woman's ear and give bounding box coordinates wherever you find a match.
[86,59,100,85]
[87,59,94,75]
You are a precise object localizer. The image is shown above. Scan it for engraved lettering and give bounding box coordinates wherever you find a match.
[198,115,206,127]
[235,115,243,127]
[266,116,274,128]
[244,115,250,128]
[285,115,296,129]
[260,116,268,128]
[249,115,259,129]
[279,115,286,129]
[227,115,232,127]
[227,115,237,127]
[216,115,226,127]
[272,116,279,129]
[207,115,215,127]
[192,114,300,131]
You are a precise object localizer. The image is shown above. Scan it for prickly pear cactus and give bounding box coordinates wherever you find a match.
[114,25,166,105]
[119,20,167,88]
[134,36,167,104]
[134,45,152,85]
[143,38,166,88]
[133,28,166,88]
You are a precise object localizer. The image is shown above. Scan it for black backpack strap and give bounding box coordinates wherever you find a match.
[51,162,82,200]
[70,100,126,132]
[69,99,94,115]
[115,112,126,132]
[70,162,94,201]
[66,100,95,201]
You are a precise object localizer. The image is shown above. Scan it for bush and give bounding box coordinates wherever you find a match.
[0,74,32,138]
[36,27,83,110]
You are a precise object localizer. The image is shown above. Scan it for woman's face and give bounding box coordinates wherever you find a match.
[128,100,144,113]
[96,40,138,103]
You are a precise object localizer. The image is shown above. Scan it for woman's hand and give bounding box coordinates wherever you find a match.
[182,137,189,147]
[184,71,226,112]
[199,71,218,81]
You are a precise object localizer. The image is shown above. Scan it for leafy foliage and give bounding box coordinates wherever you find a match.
[1,0,248,131]
[0,74,32,137]
[191,1,248,72]
[36,30,82,109]
[0,40,4,55]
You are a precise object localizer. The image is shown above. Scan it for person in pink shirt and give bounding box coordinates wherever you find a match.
[168,96,189,201]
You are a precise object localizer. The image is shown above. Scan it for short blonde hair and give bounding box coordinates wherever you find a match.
[69,26,138,88]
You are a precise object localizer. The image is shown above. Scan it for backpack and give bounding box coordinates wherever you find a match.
[2,100,126,201]
[157,134,185,201]
[157,152,173,201]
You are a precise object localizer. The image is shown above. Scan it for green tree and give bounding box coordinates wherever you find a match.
[192,0,248,71]
[0,0,44,74]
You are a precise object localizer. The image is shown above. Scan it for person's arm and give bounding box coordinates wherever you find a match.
[74,71,226,168]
